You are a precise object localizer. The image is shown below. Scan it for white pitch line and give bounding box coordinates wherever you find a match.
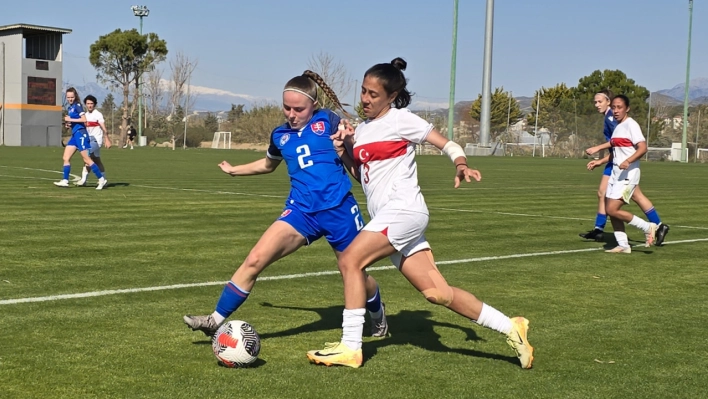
[130,184,284,199]
[430,207,592,222]
[0,165,80,181]
[2,237,707,306]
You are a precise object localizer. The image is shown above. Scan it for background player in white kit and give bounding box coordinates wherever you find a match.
[307,58,534,370]
[600,95,657,253]
[78,95,111,186]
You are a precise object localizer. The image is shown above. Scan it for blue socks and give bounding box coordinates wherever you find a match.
[366,285,382,313]
[90,163,103,179]
[62,165,71,180]
[644,207,661,224]
[594,213,607,231]
[215,281,250,319]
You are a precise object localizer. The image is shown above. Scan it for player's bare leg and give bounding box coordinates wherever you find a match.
[605,198,656,251]
[580,174,610,241]
[399,249,533,369]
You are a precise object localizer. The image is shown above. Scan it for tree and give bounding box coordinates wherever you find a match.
[89,29,168,145]
[235,102,284,143]
[167,51,197,117]
[526,83,576,147]
[574,69,650,130]
[469,87,522,142]
[227,104,245,123]
[204,113,219,133]
[145,67,165,120]
[307,51,353,112]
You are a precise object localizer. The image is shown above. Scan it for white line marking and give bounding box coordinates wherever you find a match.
[2,237,707,306]
[0,165,80,181]
[674,225,708,231]
[130,184,283,199]
[430,207,592,222]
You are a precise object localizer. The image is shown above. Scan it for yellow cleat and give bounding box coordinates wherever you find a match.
[507,317,534,369]
[307,342,363,368]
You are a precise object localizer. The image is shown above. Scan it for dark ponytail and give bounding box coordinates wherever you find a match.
[364,57,413,109]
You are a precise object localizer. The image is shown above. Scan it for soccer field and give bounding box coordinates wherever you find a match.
[1,146,707,399]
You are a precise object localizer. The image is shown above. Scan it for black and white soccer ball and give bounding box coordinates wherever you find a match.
[211,320,261,368]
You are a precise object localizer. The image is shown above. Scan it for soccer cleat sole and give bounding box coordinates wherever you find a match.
[306,354,361,369]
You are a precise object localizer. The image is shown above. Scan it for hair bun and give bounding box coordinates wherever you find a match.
[390,57,407,71]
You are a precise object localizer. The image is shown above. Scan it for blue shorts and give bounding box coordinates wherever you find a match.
[67,131,90,152]
[279,192,365,252]
[603,163,612,176]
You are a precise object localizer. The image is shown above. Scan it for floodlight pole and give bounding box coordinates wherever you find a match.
[132,5,149,147]
[681,0,693,162]
[479,0,494,148]
[447,0,459,141]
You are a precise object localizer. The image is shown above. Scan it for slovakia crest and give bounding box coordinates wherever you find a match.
[280,133,290,146]
[310,121,326,135]
[280,209,292,218]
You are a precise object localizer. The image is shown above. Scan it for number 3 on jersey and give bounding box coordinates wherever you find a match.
[297,145,313,169]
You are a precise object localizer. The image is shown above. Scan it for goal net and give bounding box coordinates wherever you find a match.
[697,148,708,163]
[645,147,671,161]
[211,132,232,149]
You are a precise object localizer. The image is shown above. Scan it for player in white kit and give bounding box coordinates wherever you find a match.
[307,58,534,369]
[602,95,657,253]
[77,95,111,186]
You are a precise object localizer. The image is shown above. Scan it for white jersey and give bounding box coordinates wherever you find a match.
[610,116,645,172]
[85,110,105,145]
[352,108,433,217]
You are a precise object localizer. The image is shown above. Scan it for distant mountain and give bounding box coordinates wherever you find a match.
[656,77,708,101]
[63,81,260,112]
[649,92,683,106]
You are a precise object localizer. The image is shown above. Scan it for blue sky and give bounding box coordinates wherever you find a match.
[2,0,706,107]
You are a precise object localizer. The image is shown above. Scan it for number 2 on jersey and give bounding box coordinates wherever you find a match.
[350,205,365,231]
[297,145,314,169]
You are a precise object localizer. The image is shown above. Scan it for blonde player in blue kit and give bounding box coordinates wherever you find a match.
[54,88,107,190]
[183,71,388,338]
[582,90,669,245]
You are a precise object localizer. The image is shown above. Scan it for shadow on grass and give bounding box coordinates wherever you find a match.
[257,302,519,367]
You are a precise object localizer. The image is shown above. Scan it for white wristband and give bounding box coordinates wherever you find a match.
[442,141,466,164]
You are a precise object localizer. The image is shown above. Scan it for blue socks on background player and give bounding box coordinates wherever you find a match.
[63,165,71,181]
[594,213,608,230]
[366,285,383,318]
[644,207,661,225]
[90,163,104,179]
[213,281,250,324]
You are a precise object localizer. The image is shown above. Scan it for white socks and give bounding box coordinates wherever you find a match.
[475,303,513,335]
[342,308,366,351]
[629,216,651,233]
[614,231,629,248]
[211,312,226,325]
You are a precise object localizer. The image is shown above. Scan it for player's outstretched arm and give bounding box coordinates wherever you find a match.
[218,157,281,176]
[586,141,611,155]
[425,129,481,188]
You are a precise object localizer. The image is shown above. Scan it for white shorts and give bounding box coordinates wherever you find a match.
[606,167,640,204]
[363,208,431,269]
[89,136,101,157]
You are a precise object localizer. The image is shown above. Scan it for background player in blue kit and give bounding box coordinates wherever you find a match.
[581,90,669,245]
[54,88,108,190]
[183,71,388,338]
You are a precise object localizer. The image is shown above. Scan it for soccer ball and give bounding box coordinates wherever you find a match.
[212,320,261,368]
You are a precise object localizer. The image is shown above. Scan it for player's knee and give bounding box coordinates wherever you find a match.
[421,286,454,307]
[337,251,364,273]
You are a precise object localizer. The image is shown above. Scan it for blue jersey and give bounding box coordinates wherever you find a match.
[603,109,618,141]
[67,103,87,135]
[267,109,351,213]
